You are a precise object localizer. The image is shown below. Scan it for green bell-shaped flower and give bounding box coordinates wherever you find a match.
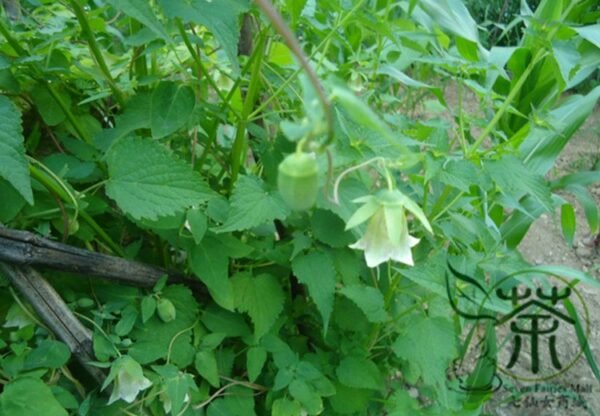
[346,189,432,268]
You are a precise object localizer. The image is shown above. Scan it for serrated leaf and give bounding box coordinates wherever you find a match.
[151,82,195,138]
[107,0,169,41]
[292,251,336,332]
[207,390,256,416]
[105,138,214,220]
[246,346,267,383]
[0,378,67,416]
[339,285,388,323]
[485,156,553,213]
[336,356,383,390]
[158,0,249,73]
[232,273,284,339]
[0,95,32,204]
[195,349,220,387]
[189,235,234,311]
[392,315,457,406]
[216,175,289,233]
[436,159,480,193]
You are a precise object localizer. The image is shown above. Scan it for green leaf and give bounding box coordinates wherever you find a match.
[141,296,156,323]
[310,209,355,247]
[418,0,479,42]
[246,346,267,383]
[216,175,289,233]
[566,185,599,234]
[107,0,169,41]
[0,377,68,416]
[129,285,199,365]
[30,84,70,127]
[158,0,250,72]
[23,340,70,370]
[520,86,600,175]
[165,373,195,416]
[195,349,220,387]
[292,251,336,332]
[329,383,372,415]
[336,356,383,390]
[560,203,576,247]
[436,159,481,193]
[272,398,302,416]
[0,95,32,204]
[201,303,251,338]
[105,138,214,220]
[288,379,323,415]
[207,388,256,416]
[339,285,388,323]
[0,177,26,222]
[189,235,234,311]
[574,24,600,48]
[392,315,457,406]
[186,208,208,244]
[150,82,195,138]
[485,156,553,213]
[232,273,284,339]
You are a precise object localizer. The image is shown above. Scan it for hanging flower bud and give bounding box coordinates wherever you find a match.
[277,152,319,211]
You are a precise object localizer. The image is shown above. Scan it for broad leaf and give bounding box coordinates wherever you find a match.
[0,95,32,204]
[106,138,214,220]
[0,377,67,416]
[336,356,383,390]
[392,315,457,406]
[150,82,195,139]
[232,273,284,339]
[189,235,234,311]
[292,251,336,332]
[339,285,388,323]
[216,175,289,232]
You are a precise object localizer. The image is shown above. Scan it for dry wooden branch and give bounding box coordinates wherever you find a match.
[0,262,105,383]
[0,227,205,294]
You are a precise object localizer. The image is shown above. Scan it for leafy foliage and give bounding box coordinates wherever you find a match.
[0,0,598,414]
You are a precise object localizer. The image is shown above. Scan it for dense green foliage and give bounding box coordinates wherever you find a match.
[0,0,599,415]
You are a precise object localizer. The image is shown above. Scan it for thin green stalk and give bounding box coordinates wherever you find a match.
[468,49,545,156]
[253,0,334,149]
[456,82,468,155]
[67,0,125,107]
[248,0,366,121]
[230,34,266,186]
[176,20,232,111]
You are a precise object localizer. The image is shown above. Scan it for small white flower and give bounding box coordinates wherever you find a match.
[103,356,152,405]
[346,189,432,268]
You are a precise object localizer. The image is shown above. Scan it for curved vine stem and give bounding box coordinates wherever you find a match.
[252,0,334,149]
[332,157,385,205]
